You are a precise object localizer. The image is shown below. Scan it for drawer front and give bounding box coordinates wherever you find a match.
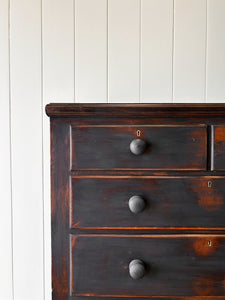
[71,126,207,170]
[214,126,225,170]
[71,235,225,297]
[71,177,225,229]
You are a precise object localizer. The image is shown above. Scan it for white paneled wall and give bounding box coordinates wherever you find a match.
[173,0,207,101]
[10,0,43,299]
[141,0,173,102]
[75,0,107,102]
[207,0,225,101]
[1,0,225,299]
[0,1,12,299]
[108,0,140,102]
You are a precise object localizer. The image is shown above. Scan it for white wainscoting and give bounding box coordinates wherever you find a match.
[1,0,225,299]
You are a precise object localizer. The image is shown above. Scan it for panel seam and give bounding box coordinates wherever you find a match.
[106,0,109,103]
[8,0,14,298]
[205,0,208,103]
[40,0,45,298]
[139,0,142,103]
[172,0,175,102]
[74,0,76,103]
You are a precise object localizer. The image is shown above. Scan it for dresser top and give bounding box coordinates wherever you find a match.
[46,103,225,117]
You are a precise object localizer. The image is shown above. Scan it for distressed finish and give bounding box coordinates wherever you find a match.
[46,104,225,300]
[46,103,225,117]
[214,126,225,170]
[71,235,225,297]
[50,120,70,299]
[71,177,225,229]
[71,126,207,170]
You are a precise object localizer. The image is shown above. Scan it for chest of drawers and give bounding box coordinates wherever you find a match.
[46,104,225,300]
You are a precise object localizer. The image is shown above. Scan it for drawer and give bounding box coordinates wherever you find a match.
[214,126,225,170]
[71,235,225,297]
[71,125,207,170]
[71,177,225,229]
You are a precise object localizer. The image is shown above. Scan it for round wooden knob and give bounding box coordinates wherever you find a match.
[130,139,147,155]
[128,195,146,214]
[129,259,146,280]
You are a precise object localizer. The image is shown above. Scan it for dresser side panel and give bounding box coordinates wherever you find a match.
[51,119,71,300]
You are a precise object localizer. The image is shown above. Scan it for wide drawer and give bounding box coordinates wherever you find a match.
[71,177,225,229]
[71,125,207,170]
[71,235,225,297]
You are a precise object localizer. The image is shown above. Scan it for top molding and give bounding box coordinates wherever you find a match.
[45,103,225,117]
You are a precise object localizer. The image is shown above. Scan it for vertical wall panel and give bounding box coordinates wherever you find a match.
[207,0,225,102]
[0,0,13,299]
[42,0,74,101]
[108,0,139,102]
[42,1,74,299]
[141,0,173,102]
[75,0,107,103]
[173,0,206,102]
[10,0,44,299]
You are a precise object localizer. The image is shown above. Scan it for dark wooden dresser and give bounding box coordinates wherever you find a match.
[46,104,225,300]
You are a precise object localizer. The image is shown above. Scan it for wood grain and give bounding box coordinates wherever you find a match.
[72,296,225,299]
[46,103,225,117]
[47,104,225,300]
[71,177,225,229]
[51,120,70,300]
[71,125,207,170]
[71,235,225,297]
[214,126,225,170]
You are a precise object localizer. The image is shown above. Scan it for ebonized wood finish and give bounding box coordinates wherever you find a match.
[46,104,225,300]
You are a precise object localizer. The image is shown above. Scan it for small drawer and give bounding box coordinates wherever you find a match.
[214,125,225,170]
[71,125,207,170]
[71,235,225,297]
[71,177,225,229]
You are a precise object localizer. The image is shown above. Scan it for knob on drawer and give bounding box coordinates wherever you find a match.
[130,139,147,155]
[129,259,146,280]
[128,195,146,214]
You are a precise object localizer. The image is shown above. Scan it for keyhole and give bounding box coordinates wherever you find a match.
[137,130,141,137]
[208,240,211,247]
[208,181,212,188]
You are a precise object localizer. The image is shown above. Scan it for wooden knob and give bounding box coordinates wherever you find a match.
[130,139,147,155]
[129,259,146,280]
[128,195,146,214]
